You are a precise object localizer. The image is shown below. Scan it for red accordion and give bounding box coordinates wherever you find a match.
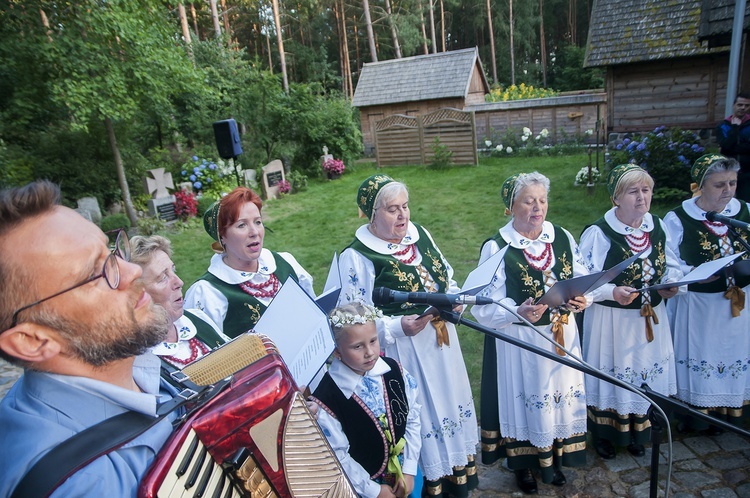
[138,334,356,498]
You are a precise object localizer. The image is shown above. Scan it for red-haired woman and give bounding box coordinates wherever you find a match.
[184,187,314,338]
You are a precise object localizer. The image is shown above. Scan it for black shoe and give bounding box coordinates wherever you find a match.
[551,468,566,486]
[594,438,616,459]
[626,443,645,457]
[701,425,724,436]
[514,468,538,495]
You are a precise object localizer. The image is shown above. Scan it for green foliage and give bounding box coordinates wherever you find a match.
[100,214,132,233]
[486,83,558,102]
[548,44,605,91]
[607,126,707,199]
[178,156,235,198]
[287,170,309,193]
[197,194,219,218]
[428,138,454,169]
[136,216,167,236]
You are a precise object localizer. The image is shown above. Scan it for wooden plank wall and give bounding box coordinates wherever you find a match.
[609,55,729,132]
[375,108,478,166]
[469,93,607,145]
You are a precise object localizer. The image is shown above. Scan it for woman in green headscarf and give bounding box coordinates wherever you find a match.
[579,164,679,460]
[664,153,750,432]
[337,174,479,498]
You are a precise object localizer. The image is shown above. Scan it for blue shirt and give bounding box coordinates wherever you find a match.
[0,354,177,498]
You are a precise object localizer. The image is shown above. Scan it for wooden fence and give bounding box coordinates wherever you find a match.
[374,108,478,166]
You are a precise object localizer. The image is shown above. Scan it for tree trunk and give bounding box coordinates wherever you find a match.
[104,117,138,226]
[418,0,429,54]
[509,0,515,85]
[265,18,274,73]
[539,0,546,87]
[336,0,353,98]
[439,0,445,52]
[362,0,378,62]
[568,0,577,46]
[271,0,289,92]
[178,2,193,60]
[427,0,437,53]
[209,0,222,38]
[486,0,497,84]
[190,3,200,40]
[384,0,401,58]
[220,0,231,41]
[39,8,52,42]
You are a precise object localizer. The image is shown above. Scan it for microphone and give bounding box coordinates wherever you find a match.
[705,211,750,231]
[372,287,494,307]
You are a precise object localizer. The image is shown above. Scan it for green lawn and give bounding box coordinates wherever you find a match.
[168,153,678,401]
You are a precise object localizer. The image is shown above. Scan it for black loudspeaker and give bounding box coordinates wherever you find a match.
[213,119,243,159]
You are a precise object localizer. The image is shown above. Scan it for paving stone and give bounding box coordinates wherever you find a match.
[723,470,748,486]
[673,471,722,488]
[737,483,750,498]
[700,488,738,498]
[629,481,666,498]
[676,459,707,471]
[706,455,749,471]
[603,452,641,472]
[683,436,721,455]
[714,433,750,452]
[662,441,698,461]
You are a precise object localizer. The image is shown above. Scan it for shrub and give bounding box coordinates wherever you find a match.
[428,138,453,169]
[278,179,292,194]
[136,216,166,236]
[179,155,235,198]
[322,158,346,175]
[100,214,131,233]
[174,190,198,220]
[486,83,558,102]
[288,170,308,193]
[197,194,219,217]
[608,126,705,201]
[574,166,601,185]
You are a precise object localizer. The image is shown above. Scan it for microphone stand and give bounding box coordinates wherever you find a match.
[435,307,750,498]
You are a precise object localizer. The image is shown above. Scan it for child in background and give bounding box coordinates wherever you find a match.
[312,303,422,498]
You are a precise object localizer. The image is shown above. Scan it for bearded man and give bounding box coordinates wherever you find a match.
[0,181,173,497]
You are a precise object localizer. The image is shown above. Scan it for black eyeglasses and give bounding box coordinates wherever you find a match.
[8,229,131,329]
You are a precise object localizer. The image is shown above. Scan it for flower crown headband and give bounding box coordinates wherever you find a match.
[329,304,383,329]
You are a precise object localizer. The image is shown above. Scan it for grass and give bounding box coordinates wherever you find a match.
[167,153,678,402]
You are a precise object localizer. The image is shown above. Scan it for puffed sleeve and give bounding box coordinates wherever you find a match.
[470,239,515,329]
[184,280,230,334]
[562,227,594,306]
[401,368,422,477]
[578,224,616,302]
[315,409,383,498]
[277,252,315,297]
[662,210,691,275]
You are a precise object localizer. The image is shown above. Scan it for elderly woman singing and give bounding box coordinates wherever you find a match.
[338,174,479,497]
[472,172,589,495]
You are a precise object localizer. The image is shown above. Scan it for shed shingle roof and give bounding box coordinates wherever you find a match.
[584,0,727,67]
[699,0,750,46]
[352,47,489,107]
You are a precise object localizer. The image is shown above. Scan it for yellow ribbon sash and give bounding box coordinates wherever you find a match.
[378,413,407,497]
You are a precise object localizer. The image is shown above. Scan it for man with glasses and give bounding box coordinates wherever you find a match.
[0,181,173,496]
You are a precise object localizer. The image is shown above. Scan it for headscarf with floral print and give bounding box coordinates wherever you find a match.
[607,163,644,199]
[501,173,521,215]
[202,200,224,253]
[357,174,395,220]
[691,153,728,190]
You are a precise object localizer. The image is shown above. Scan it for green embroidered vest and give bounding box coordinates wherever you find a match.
[673,203,750,293]
[183,310,227,350]
[197,252,298,338]
[347,223,450,316]
[589,217,667,309]
[487,225,574,326]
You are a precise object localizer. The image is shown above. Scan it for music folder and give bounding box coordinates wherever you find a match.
[316,251,342,314]
[629,251,746,293]
[253,277,335,387]
[536,249,646,307]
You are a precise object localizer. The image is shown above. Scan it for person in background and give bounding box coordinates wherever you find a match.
[338,174,479,497]
[312,302,422,498]
[130,235,229,369]
[184,187,314,338]
[578,164,679,460]
[0,181,174,497]
[472,172,589,495]
[664,153,750,433]
[716,91,750,201]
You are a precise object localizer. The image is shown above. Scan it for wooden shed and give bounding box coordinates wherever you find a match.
[584,0,750,135]
[352,47,490,155]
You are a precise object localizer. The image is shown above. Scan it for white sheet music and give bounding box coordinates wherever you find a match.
[462,246,506,295]
[254,278,334,386]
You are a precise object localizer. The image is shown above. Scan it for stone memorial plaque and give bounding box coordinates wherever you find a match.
[261,160,285,199]
[243,169,258,189]
[77,197,102,224]
[148,196,177,221]
[143,168,174,199]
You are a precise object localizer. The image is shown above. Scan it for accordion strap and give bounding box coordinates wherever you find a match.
[10,361,222,498]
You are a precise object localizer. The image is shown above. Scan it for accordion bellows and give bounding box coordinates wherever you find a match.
[139,333,356,497]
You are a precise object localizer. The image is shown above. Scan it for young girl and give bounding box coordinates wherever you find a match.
[312,303,422,498]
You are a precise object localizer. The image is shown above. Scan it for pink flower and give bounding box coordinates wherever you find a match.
[323,158,346,175]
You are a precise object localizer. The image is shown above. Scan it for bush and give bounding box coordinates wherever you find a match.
[428,138,453,169]
[174,190,198,220]
[100,214,132,233]
[288,170,308,193]
[608,126,706,200]
[197,194,218,217]
[178,155,235,198]
[486,83,558,102]
[136,216,166,236]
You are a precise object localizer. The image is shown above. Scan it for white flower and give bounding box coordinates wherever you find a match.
[506,146,513,154]
[485,140,492,148]
[521,135,529,142]
[535,135,541,141]
[522,127,532,136]
[575,166,600,185]
[585,129,594,136]
[540,128,549,138]
[496,144,503,151]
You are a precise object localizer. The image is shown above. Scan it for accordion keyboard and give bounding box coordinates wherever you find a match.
[157,428,247,498]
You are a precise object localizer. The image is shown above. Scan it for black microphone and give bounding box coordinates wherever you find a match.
[372,287,494,307]
[705,211,750,231]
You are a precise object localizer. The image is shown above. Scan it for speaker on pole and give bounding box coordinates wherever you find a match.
[213,119,243,159]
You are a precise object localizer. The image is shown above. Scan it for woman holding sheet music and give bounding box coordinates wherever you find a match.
[337,174,479,498]
[578,164,679,460]
[663,153,750,432]
[472,172,589,495]
[184,187,314,338]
